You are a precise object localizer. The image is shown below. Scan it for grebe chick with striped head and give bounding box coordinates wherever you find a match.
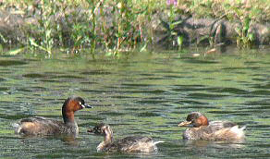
[88,123,164,153]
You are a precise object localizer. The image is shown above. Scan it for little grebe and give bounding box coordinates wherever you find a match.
[13,96,92,136]
[178,112,245,141]
[88,123,164,153]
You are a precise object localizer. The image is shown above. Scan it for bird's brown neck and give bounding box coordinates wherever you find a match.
[63,110,75,124]
[197,116,209,126]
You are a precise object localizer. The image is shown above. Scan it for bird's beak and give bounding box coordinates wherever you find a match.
[81,103,93,108]
[178,121,192,127]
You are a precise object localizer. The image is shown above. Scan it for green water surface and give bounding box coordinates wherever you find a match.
[1,47,270,158]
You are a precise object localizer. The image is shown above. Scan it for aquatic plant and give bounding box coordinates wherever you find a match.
[161,0,184,50]
[0,0,269,54]
[27,0,56,54]
[235,17,255,48]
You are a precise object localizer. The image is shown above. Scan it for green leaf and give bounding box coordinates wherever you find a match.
[248,33,255,41]
[7,48,24,55]
[169,23,174,30]
[172,20,183,26]
[177,36,183,46]
[29,37,40,48]
[45,29,52,38]
[29,37,49,54]
[235,27,241,35]
[140,43,147,52]
[0,33,7,43]
[0,44,3,52]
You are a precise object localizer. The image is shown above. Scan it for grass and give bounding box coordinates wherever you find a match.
[178,0,270,22]
[0,0,269,55]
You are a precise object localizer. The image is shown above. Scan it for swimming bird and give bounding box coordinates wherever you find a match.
[88,123,164,153]
[178,112,245,141]
[13,96,92,136]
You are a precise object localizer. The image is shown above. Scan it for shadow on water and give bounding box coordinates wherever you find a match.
[1,47,270,158]
[0,60,28,66]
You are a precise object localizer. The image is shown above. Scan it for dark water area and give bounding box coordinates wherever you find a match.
[1,47,270,158]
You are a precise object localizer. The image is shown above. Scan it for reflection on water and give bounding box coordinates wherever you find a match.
[183,139,246,149]
[1,47,270,158]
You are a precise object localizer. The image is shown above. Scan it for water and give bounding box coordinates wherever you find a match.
[1,47,270,158]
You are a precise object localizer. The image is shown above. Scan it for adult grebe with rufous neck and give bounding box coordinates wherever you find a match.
[178,112,245,141]
[13,96,92,136]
